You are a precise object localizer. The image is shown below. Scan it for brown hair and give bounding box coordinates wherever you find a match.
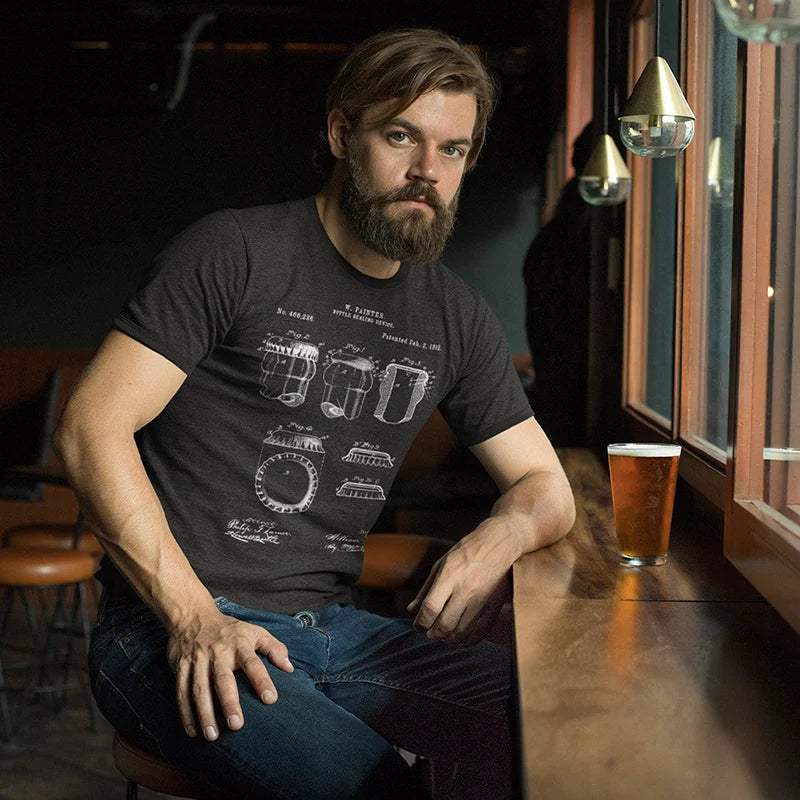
[314,28,499,175]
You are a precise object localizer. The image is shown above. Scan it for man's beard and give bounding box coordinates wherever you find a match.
[340,150,459,265]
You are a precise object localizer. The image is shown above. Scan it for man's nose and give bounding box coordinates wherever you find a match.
[408,145,439,184]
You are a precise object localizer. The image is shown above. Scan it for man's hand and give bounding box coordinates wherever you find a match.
[406,528,513,646]
[166,608,294,741]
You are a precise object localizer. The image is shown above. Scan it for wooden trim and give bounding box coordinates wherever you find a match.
[723,42,800,631]
[679,0,713,444]
[565,0,595,181]
[727,499,800,632]
[669,0,692,442]
[626,399,669,432]
[730,42,775,503]
[766,43,800,512]
[623,15,654,411]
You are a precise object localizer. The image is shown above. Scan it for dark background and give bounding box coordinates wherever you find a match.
[1,1,568,353]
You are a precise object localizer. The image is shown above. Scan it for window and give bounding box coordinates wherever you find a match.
[622,0,800,630]
[726,36,800,631]
[764,42,800,527]
[682,8,736,457]
[624,0,680,428]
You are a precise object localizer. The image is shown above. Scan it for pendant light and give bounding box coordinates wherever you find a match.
[707,136,734,207]
[618,0,695,158]
[713,0,800,44]
[579,0,631,206]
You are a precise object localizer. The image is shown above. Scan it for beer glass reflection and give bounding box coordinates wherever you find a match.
[607,443,681,566]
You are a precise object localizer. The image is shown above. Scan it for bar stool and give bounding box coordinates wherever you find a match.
[113,732,226,800]
[3,522,103,557]
[3,523,104,610]
[0,546,97,740]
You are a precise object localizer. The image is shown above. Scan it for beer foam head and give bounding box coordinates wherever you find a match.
[607,443,682,457]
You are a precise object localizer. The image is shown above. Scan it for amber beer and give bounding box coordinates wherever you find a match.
[607,443,681,565]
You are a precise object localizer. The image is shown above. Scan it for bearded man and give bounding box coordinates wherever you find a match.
[55,27,574,800]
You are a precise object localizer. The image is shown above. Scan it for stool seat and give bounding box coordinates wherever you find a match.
[0,547,95,586]
[4,524,103,556]
[112,732,225,799]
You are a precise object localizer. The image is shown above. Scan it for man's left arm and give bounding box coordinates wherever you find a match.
[407,416,575,644]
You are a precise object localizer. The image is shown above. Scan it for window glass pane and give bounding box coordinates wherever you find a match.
[764,42,800,529]
[643,0,680,421]
[687,8,737,453]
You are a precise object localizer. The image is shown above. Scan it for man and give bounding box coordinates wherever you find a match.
[55,28,574,799]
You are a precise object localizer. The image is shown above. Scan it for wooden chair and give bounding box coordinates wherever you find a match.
[112,532,451,798]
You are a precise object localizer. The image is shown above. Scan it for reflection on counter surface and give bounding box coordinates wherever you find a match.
[514,449,800,800]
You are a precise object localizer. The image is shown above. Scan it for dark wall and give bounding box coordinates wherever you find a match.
[2,35,560,353]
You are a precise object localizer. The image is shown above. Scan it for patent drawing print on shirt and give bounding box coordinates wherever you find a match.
[252,324,437,523]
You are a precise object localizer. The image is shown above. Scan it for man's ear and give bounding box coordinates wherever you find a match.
[327,109,350,160]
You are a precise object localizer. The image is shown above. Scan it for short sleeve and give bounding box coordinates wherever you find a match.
[438,290,533,447]
[113,209,250,374]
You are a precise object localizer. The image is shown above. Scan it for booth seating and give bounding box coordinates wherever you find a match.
[111,532,451,799]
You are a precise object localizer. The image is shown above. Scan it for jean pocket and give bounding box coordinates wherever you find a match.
[117,609,169,675]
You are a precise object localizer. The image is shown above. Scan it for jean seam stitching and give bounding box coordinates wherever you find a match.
[97,668,168,761]
[315,674,489,715]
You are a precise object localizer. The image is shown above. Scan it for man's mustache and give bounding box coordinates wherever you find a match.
[378,182,447,214]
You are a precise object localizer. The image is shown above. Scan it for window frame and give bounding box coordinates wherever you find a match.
[725,39,800,631]
[620,0,800,629]
[622,0,727,506]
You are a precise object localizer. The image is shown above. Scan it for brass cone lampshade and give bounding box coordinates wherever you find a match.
[619,56,695,157]
[579,135,632,206]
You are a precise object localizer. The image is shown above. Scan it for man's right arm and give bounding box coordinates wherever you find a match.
[53,330,293,740]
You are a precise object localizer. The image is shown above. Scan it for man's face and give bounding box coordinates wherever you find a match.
[339,90,477,264]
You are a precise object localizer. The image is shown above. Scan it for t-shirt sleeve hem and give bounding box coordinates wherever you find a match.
[113,316,194,375]
[458,407,535,448]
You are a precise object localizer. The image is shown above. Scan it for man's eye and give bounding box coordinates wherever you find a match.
[443,146,464,158]
[388,132,410,144]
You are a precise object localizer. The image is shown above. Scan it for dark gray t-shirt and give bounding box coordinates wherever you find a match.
[110,197,532,613]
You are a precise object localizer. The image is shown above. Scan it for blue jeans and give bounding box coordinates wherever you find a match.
[89,592,515,799]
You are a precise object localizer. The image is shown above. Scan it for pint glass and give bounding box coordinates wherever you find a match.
[607,443,681,565]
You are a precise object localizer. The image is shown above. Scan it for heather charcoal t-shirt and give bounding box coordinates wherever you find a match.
[110,197,532,614]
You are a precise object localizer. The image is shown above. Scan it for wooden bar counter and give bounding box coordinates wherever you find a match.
[513,449,800,800]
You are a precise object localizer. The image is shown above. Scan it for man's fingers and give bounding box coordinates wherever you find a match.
[211,653,244,730]
[239,649,279,705]
[189,653,220,741]
[407,562,440,614]
[175,660,197,737]
[425,594,478,641]
[413,573,453,633]
[257,631,294,673]
[170,616,295,737]
[254,631,293,706]
[444,598,490,643]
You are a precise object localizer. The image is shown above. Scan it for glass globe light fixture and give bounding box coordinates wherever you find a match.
[707,136,734,208]
[619,57,695,158]
[713,0,800,44]
[578,134,632,206]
